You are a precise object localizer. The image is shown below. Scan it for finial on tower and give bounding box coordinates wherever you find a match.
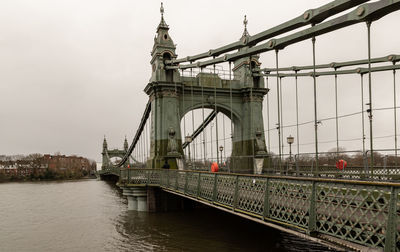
[242,15,250,37]
[158,2,168,30]
[160,2,164,17]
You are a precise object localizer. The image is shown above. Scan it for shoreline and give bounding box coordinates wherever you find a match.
[0,176,97,183]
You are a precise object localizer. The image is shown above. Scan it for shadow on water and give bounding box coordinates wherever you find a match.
[111,201,336,252]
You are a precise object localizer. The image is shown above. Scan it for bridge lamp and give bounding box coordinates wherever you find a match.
[219,145,224,165]
[185,135,192,166]
[287,135,294,162]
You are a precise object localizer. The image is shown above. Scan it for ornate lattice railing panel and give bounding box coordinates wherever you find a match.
[186,172,199,196]
[159,170,168,186]
[268,179,312,229]
[130,169,147,184]
[177,171,186,193]
[148,170,160,184]
[199,173,214,201]
[316,183,390,249]
[236,177,265,216]
[215,175,235,207]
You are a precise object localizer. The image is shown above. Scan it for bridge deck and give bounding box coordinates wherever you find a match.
[111,168,400,251]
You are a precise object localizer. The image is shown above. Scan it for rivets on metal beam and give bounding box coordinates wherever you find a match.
[388,55,395,61]
[223,55,228,61]
[356,68,362,74]
[357,6,365,17]
[241,36,248,45]
[330,62,337,68]
[208,50,213,56]
[303,10,311,20]
[186,56,190,61]
[267,39,276,48]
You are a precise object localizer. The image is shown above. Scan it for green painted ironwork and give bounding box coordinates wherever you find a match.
[119,168,400,250]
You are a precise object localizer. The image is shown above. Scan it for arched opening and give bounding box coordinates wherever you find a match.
[163,52,173,82]
[180,107,236,171]
[109,156,122,165]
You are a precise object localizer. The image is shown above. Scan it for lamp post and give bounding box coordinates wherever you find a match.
[287,135,294,175]
[210,122,214,161]
[185,135,192,168]
[287,135,294,162]
[219,145,224,166]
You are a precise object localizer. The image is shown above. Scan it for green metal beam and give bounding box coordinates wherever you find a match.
[167,0,370,65]
[169,0,400,70]
[259,54,400,73]
[256,63,400,78]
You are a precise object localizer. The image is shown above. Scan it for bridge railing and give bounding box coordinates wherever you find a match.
[119,168,400,251]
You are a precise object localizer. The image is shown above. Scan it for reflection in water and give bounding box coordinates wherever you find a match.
[0,180,334,252]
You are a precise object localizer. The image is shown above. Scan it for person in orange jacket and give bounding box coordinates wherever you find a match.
[211,162,219,172]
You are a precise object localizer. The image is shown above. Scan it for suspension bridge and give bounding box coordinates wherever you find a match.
[99,1,400,251]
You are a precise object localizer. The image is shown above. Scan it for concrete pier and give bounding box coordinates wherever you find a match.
[122,187,147,211]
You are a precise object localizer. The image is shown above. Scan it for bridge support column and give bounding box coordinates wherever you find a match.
[127,196,137,211]
[122,187,148,211]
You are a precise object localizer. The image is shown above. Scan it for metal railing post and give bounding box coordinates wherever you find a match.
[263,178,270,220]
[384,186,399,252]
[128,169,131,184]
[308,181,317,235]
[197,172,201,198]
[233,175,239,211]
[213,173,218,202]
[167,169,170,188]
[175,170,178,190]
[184,171,188,194]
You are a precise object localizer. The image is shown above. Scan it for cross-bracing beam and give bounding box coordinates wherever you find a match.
[182,109,217,149]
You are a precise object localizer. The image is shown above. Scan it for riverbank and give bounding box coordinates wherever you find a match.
[0,175,97,183]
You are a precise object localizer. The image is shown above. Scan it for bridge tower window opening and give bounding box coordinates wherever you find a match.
[163,52,173,82]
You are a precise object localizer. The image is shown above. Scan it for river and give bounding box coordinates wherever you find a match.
[0,180,334,251]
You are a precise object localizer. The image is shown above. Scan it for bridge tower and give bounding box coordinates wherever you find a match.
[147,3,182,169]
[101,136,109,169]
[101,136,130,169]
[146,5,269,173]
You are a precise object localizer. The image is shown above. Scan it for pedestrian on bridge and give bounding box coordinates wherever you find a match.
[211,162,219,173]
[162,159,170,169]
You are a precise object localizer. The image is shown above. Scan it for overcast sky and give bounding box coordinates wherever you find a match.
[1,0,399,162]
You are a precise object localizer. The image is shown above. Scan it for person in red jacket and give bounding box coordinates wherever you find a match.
[211,162,219,172]
[336,159,347,170]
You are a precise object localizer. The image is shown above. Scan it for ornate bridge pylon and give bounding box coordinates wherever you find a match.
[145,6,269,173]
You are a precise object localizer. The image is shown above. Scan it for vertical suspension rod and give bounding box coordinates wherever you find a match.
[201,67,206,165]
[191,66,196,163]
[182,69,186,159]
[275,50,282,173]
[393,62,397,167]
[213,61,219,164]
[280,76,284,158]
[229,61,233,173]
[267,76,271,153]
[335,68,339,156]
[295,71,299,154]
[361,74,365,154]
[367,21,374,174]
[312,29,319,176]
